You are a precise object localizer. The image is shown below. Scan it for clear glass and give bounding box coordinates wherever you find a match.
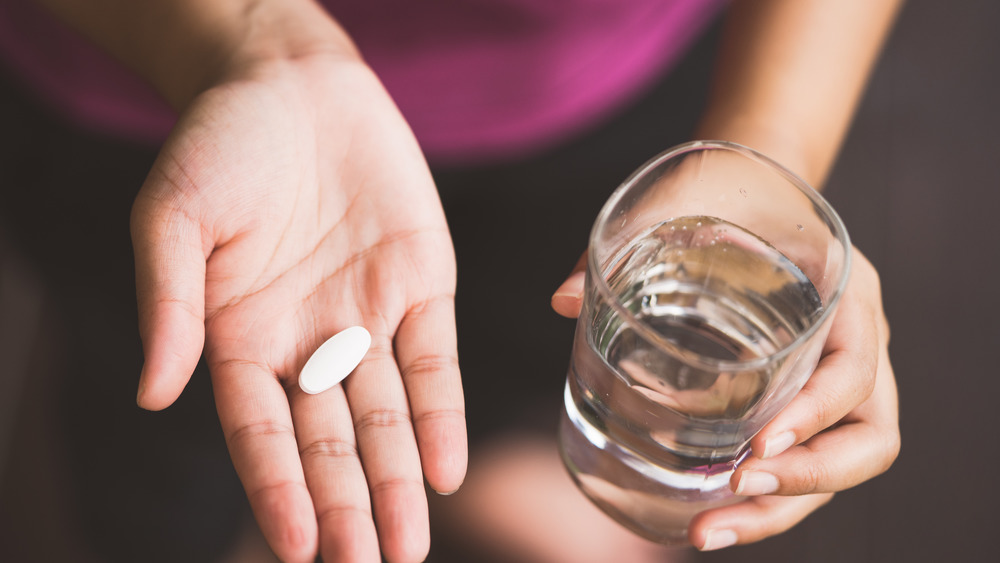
[558,141,851,545]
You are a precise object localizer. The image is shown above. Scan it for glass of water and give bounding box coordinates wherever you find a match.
[558,140,851,545]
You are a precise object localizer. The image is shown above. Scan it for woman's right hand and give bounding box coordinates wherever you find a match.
[126,8,467,561]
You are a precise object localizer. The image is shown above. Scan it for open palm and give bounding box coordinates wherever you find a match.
[131,56,465,563]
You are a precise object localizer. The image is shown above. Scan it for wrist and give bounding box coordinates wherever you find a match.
[694,112,818,189]
[37,0,361,112]
[171,1,362,110]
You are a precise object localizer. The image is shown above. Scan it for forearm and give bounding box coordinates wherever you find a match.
[696,0,903,187]
[34,0,358,109]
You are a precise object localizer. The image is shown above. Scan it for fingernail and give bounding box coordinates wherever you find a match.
[762,430,796,459]
[701,529,738,551]
[735,471,779,496]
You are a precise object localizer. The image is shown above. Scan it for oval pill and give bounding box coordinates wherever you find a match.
[298,326,371,395]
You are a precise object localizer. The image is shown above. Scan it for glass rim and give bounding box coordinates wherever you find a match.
[587,140,853,371]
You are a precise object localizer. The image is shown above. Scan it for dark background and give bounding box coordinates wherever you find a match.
[702,1,1000,561]
[2,1,998,562]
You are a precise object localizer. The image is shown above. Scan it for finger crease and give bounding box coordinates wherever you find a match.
[400,354,459,380]
[413,408,465,425]
[247,479,309,504]
[368,477,423,497]
[316,504,373,526]
[405,293,455,317]
[299,438,359,461]
[355,408,411,433]
[226,420,294,450]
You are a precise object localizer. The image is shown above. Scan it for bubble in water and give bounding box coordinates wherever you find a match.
[696,221,702,227]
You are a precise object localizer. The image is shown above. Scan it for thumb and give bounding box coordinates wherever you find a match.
[131,192,207,411]
[551,252,588,319]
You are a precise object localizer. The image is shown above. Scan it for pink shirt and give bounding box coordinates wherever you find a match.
[0,0,725,163]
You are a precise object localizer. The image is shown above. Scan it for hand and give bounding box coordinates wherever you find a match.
[551,248,899,550]
[131,54,466,563]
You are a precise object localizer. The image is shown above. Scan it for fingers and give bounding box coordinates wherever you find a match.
[732,336,899,497]
[748,288,879,462]
[551,252,587,318]
[694,250,900,548]
[690,249,899,549]
[395,295,467,494]
[212,361,319,563]
[131,193,208,411]
[689,493,834,550]
[738,253,899,497]
[286,295,462,563]
[289,382,381,563]
[343,331,431,563]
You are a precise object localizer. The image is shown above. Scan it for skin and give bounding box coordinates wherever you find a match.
[553,0,903,551]
[130,56,466,563]
[41,2,465,561]
[35,0,901,559]
[552,249,897,551]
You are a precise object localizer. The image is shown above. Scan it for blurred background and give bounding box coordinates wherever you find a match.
[2,1,997,562]
[700,1,1000,561]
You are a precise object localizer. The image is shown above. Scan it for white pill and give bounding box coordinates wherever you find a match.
[298,326,371,395]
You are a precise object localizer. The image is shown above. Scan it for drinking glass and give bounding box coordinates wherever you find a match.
[558,140,851,545]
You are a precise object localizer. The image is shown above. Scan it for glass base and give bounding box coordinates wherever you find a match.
[558,397,745,545]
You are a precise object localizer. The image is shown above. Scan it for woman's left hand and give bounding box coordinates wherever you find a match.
[551,247,900,550]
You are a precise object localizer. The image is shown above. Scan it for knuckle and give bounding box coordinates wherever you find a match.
[799,385,840,432]
[797,455,829,494]
[157,296,203,321]
[211,357,272,374]
[316,504,372,527]
[363,340,396,365]
[855,350,879,399]
[368,476,424,497]
[400,353,460,381]
[226,420,294,449]
[247,479,306,505]
[408,293,454,316]
[413,407,465,426]
[299,437,359,463]
[355,408,412,434]
[847,324,879,401]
